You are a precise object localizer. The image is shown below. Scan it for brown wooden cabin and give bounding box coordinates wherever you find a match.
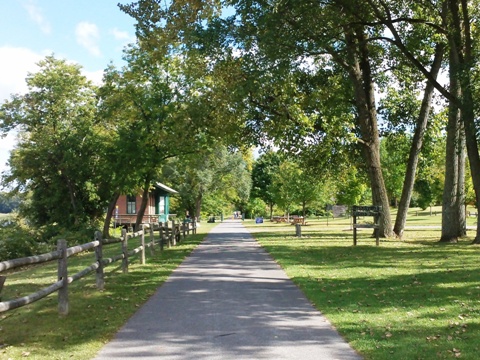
[113,182,178,228]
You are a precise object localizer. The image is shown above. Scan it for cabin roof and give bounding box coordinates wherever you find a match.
[154,182,178,194]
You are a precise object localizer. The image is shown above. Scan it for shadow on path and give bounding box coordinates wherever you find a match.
[93,220,362,360]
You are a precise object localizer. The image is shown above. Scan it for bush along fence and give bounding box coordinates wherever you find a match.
[0,220,197,316]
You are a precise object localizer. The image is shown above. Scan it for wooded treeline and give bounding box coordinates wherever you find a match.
[120,0,480,243]
[1,0,479,247]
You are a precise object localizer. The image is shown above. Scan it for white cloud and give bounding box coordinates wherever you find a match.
[110,28,134,42]
[23,0,51,34]
[82,69,104,86]
[0,46,44,102]
[75,22,101,57]
[0,131,18,176]
[0,46,45,175]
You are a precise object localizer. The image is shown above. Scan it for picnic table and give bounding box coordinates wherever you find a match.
[272,216,288,223]
[290,216,305,225]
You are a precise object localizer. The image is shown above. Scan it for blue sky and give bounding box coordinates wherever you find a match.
[0,0,138,175]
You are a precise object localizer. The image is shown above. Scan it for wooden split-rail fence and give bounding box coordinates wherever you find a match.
[0,220,197,316]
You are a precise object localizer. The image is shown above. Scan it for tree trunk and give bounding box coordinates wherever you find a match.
[394,45,444,238]
[344,26,393,237]
[440,3,468,243]
[103,192,120,238]
[457,118,466,237]
[462,90,480,243]
[440,73,463,242]
[452,0,480,244]
[60,170,80,226]
[135,179,150,231]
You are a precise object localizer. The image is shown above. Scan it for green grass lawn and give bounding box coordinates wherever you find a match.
[245,209,480,360]
[294,206,478,230]
[0,222,217,360]
[1,207,479,359]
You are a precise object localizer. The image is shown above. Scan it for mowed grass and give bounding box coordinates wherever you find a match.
[1,207,479,359]
[0,222,217,360]
[245,209,480,360]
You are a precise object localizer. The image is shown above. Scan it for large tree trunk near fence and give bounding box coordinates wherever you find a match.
[103,192,120,238]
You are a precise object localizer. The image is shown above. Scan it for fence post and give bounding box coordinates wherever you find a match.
[159,222,164,251]
[94,231,105,291]
[165,221,171,248]
[149,225,155,256]
[122,228,129,273]
[193,218,197,234]
[140,225,146,265]
[171,220,176,246]
[182,222,186,241]
[0,276,5,301]
[57,239,68,316]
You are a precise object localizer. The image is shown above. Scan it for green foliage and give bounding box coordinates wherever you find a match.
[0,222,44,261]
[251,150,282,211]
[271,161,301,215]
[162,146,252,218]
[0,216,100,261]
[0,192,20,213]
[271,160,328,216]
[413,125,446,209]
[335,167,370,206]
[244,197,268,218]
[0,56,103,228]
[380,135,410,205]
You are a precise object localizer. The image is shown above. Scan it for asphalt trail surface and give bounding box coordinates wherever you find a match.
[93,220,362,359]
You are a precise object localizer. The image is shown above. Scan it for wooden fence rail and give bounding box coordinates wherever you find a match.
[0,220,197,315]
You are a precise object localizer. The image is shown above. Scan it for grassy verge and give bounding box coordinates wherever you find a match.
[245,216,480,360]
[0,222,217,360]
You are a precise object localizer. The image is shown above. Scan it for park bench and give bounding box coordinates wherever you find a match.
[352,205,382,246]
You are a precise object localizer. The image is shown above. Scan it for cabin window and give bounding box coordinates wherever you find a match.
[126,195,136,214]
[159,196,165,214]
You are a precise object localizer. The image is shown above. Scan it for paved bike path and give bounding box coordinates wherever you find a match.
[93,220,362,359]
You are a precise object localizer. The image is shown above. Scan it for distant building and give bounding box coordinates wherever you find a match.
[114,182,178,227]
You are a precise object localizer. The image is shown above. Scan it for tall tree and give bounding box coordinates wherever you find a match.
[251,151,282,219]
[382,45,445,238]
[360,0,480,242]
[98,47,210,232]
[119,1,396,236]
[162,147,252,219]
[0,56,102,228]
